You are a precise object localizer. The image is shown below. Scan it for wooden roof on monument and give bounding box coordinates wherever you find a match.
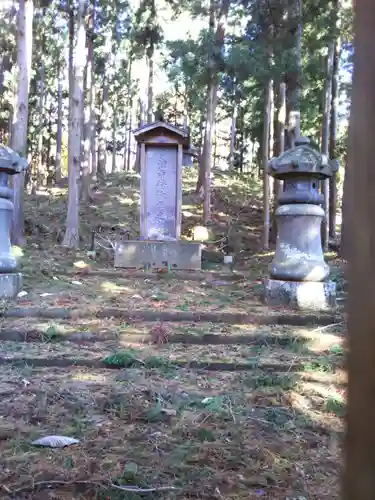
[133,121,188,141]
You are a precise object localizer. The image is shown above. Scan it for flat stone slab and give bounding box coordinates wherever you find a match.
[114,240,202,270]
[263,278,336,311]
[0,273,22,299]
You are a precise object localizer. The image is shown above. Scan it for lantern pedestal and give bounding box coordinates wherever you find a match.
[0,145,28,298]
[264,278,336,311]
[269,204,329,281]
[262,137,339,311]
[0,273,23,299]
[114,240,201,270]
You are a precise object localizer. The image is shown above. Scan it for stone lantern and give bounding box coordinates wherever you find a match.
[264,137,339,311]
[0,145,28,298]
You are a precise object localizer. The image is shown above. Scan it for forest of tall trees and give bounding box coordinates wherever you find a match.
[0,0,353,249]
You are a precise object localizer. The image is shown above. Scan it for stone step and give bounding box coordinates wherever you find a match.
[0,338,345,373]
[33,268,245,282]
[0,320,344,347]
[0,306,343,325]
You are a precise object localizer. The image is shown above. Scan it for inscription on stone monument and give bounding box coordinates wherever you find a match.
[145,147,177,240]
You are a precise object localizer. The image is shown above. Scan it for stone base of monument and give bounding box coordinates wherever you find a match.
[0,272,22,298]
[263,278,336,311]
[114,240,202,270]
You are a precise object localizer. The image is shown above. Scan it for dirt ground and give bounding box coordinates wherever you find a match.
[0,170,346,499]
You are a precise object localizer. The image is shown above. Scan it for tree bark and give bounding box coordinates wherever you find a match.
[321,42,334,251]
[55,58,63,184]
[123,57,133,171]
[343,1,375,498]
[329,37,340,239]
[262,79,272,250]
[81,1,95,202]
[229,85,237,170]
[97,36,111,178]
[68,3,74,129]
[286,0,302,148]
[62,0,86,248]
[10,0,34,247]
[111,104,117,173]
[97,78,109,177]
[126,101,133,171]
[34,58,45,193]
[270,82,286,244]
[147,46,154,124]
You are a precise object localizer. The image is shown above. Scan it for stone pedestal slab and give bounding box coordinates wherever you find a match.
[264,277,336,311]
[0,273,22,299]
[115,240,202,270]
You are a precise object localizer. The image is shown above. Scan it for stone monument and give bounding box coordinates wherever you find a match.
[0,145,28,298]
[263,137,339,311]
[114,121,201,270]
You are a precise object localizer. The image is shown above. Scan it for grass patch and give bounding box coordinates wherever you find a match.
[243,372,299,390]
[102,349,141,368]
[326,394,346,417]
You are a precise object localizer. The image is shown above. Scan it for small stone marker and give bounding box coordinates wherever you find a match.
[263,137,339,311]
[0,145,28,298]
[114,121,201,270]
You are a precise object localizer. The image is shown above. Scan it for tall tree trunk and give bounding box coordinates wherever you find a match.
[268,76,275,202]
[147,46,154,124]
[45,101,52,182]
[0,53,11,143]
[286,0,302,148]
[91,83,97,181]
[329,39,340,239]
[111,105,117,173]
[10,0,34,247]
[68,4,74,128]
[62,0,86,248]
[197,0,231,225]
[321,42,334,251]
[270,81,286,243]
[262,79,272,250]
[239,107,245,172]
[97,78,109,177]
[343,1,375,498]
[126,100,133,171]
[123,57,133,170]
[34,59,45,193]
[55,58,63,184]
[97,35,110,178]
[81,1,95,202]
[229,89,237,170]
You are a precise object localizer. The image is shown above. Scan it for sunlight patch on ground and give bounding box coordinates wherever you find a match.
[71,371,109,383]
[300,381,343,400]
[253,251,274,257]
[73,260,89,269]
[11,246,24,258]
[100,280,133,294]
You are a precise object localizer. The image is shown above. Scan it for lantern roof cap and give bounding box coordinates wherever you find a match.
[268,136,339,179]
[0,145,28,175]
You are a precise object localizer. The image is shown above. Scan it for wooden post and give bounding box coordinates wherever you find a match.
[343,0,375,498]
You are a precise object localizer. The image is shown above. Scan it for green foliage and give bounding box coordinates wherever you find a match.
[103,349,140,367]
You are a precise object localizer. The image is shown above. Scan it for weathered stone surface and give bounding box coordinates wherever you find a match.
[270,204,329,282]
[0,146,27,297]
[114,240,202,270]
[144,147,178,240]
[0,273,22,299]
[264,277,336,311]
